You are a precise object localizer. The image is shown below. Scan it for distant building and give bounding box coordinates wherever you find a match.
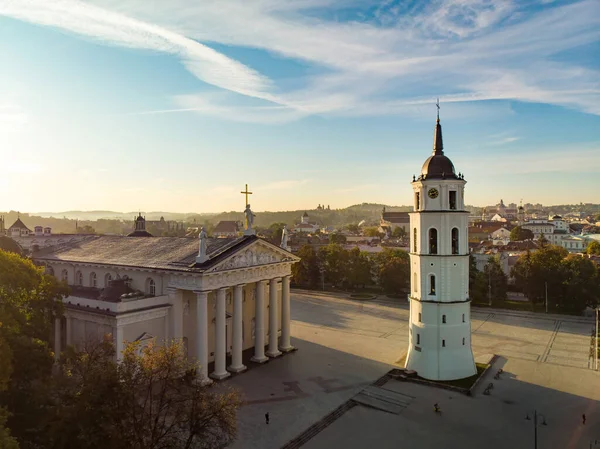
[213,221,240,238]
[8,216,31,237]
[291,212,320,234]
[379,207,409,237]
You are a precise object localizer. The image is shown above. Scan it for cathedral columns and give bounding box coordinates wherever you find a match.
[168,288,184,342]
[251,281,268,363]
[211,288,230,380]
[280,275,293,352]
[228,285,247,373]
[266,278,282,358]
[66,316,73,346]
[54,317,61,361]
[194,291,212,385]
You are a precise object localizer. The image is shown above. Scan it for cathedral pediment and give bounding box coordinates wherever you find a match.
[206,240,298,273]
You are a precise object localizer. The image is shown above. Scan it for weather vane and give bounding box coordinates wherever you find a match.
[436,97,440,120]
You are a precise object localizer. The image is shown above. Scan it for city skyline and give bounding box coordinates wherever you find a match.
[1,0,599,213]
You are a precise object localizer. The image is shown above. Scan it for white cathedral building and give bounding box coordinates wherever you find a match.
[404,112,477,381]
[36,212,299,384]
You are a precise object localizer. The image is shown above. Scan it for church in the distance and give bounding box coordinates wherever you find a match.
[404,109,477,381]
[34,207,299,384]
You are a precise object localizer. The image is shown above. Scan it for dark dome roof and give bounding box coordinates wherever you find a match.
[421,154,457,180]
[136,214,145,222]
[127,230,153,237]
[518,206,525,211]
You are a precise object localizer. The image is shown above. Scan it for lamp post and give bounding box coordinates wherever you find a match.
[488,265,492,307]
[545,281,548,314]
[595,306,598,371]
[525,410,547,449]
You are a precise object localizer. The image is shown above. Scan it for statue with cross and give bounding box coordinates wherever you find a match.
[241,184,256,235]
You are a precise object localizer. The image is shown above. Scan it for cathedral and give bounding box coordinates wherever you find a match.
[404,110,477,381]
[34,211,299,384]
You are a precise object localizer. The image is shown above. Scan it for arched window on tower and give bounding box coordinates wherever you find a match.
[413,228,417,253]
[61,269,69,283]
[105,273,112,287]
[90,272,97,288]
[76,271,83,286]
[442,314,446,323]
[449,191,457,210]
[452,228,459,254]
[413,273,418,292]
[429,228,438,254]
[429,275,436,295]
[415,192,420,210]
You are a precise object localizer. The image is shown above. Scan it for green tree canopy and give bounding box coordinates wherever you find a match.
[391,227,407,239]
[511,245,599,314]
[0,250,68,448]
[374,249,409,295]
[291,245,322,288]
[346,248,372,289]
[49,340,241,449]
[363,227,382,238]
[318,244,349,288]
[329,233,347,244]
[586,240,600,255]
[510,226,534,241]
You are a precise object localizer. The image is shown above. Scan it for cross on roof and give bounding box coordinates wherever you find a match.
[436,98,440,120]
[240,184,253,206]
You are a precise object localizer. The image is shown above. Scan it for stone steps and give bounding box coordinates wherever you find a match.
[280,400,357,449]
[353,385,413,414]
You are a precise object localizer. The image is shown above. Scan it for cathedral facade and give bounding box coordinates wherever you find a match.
[404,113,477,381]
[35,215,299,383]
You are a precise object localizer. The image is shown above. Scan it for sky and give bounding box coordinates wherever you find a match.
[0,0,599,214]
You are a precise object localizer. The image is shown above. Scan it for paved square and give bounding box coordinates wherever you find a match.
[225,291,599,449]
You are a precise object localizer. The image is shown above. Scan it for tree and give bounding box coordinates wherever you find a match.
[468,255,488,303]
[0,334,18,449]
[346,224,360,235]
[375,249,409,295]
[363,227,382,238]
[559,255,600,314]
[0,250,68,448]
[48,339,241,449]
[346,248,372,289]
[391,227,406,239]
[76,224,96,234]
[483,256,508,302]
[291,245,322,288]
[509,226,534,241]
[268,222,286,244]
[587,240,600,255]
[329,233,347,244]
[318,244,349,288]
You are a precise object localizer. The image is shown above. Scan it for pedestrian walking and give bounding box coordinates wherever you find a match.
[582,413,586,425]
[265,412,270,425]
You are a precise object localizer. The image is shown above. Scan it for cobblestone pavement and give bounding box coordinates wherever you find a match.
[225,290,598,449]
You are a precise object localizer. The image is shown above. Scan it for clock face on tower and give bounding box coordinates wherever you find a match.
[428,188,439,199]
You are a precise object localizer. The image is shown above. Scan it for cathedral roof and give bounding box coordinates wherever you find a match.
[32,234,292,272]
[419,117,459,181]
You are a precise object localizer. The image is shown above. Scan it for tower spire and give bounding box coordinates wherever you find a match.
[433,98,443,155]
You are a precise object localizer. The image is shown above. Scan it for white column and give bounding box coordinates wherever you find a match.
[211,288,230,380]
[266,278,282,358]
[228,285,247,373]
[168,288,183,342]
[114,325,124,361]
[54,317,61,361]
[280,275,294,352]
[251,281,268,363]
[195,291,212,385]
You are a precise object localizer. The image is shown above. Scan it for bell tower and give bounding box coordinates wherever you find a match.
[405,107,476,381]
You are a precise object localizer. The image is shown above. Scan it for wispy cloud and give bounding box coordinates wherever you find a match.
[1,0,599,122]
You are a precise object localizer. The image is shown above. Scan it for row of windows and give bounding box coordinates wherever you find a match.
[418,313,466,323]
[49,267,157,296]
[415,334,467,346]
[413,228,460,254]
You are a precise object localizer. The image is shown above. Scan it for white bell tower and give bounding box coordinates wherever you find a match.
[404,107,476,381]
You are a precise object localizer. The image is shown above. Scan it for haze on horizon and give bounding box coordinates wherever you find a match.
[1,0,599,214]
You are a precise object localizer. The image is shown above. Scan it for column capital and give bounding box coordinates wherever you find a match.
[270,277,282,283]
[193,290,210,296]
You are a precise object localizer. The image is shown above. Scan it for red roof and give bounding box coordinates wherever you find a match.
[214,221,238,234]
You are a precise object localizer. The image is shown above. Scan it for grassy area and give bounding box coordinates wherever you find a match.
[422,363,488,390]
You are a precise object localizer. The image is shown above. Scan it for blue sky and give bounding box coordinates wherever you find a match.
[0,0,599,213]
